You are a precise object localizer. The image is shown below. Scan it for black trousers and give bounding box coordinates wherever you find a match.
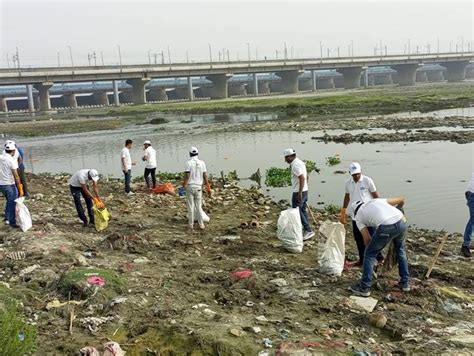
[70,185,94,224]
[352,220,384,263]
[144,168,156,188]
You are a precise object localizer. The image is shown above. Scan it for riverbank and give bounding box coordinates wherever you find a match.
[0,174,472,354]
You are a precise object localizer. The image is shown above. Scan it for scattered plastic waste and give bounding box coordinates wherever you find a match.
[86,275,106,286]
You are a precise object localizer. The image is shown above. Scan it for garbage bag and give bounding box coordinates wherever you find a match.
[318,221,345,276]
[151,182,176,195]
[15,197,32,232]
[193,207,210,223]
[93,206,110,232]
[277,208,303,253]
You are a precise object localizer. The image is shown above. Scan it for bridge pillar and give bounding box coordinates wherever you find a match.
[126,78,150,104]
[148,88,168,101]
[441,61,469,82]
[0,97,8,112]
[311,70,317,91]
[113,80,120,106]
[33,82,53,111]
[275,70,304,94]
[258,81,271,95]
[187,77,194,101]
[415,71,428,83]
[253,73,259,96]
[173,87,192,100]
[63,93,78,108]
[228,83,247,96]
[337,67,363,89]
[316,77,335,89]
[465,66,474,79]
[93,91,109,106]
[26,84,35,112]
[206,74,232,99]
[391,64,419,86]
[298,78,313,91]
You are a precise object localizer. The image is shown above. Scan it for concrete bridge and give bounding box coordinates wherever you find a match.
[0,52,472,112]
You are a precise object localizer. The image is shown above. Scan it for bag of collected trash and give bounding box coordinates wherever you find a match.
[151,182,176,195]
[317,220,345,276]
[193,206,210,223]
[277,208,303,253]
[93,206,110,232]
[15,197,32,232]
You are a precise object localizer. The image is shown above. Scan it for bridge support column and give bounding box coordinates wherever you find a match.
[63,93,78,108]
[93,91,109,106]
[275,70,303,94]
[361,69,369,87]
[0,97,8,112]
[253,73,259,96]
[391,64,419,86]
[26,84,34,112]
[416,71,428,83]
[316,77,335,89]
[337,67,363,89]
[33,82,53,111]
[258,81,271,95]
[206,74,232,99]
[442,61,469,82]
[113,80,120,106]
[148,88,168,101]
[298,78,312,91]
[229,83,247,96]
[173,87,191,100]
[466,66,474,79]
[311,70,317,91]
[187,77,194,101]
[126,78,150,104]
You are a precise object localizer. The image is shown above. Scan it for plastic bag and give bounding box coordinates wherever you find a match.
[93,206,110,232]
[151,182,176,195]
[277,208,303,253]
[318,221,345,276]
[194,207,210,223]
[15,197,32,232]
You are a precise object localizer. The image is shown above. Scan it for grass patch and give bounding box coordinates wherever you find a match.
[265,160,319,187]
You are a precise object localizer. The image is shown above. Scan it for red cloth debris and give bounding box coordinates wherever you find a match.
[87,275,106,286]
[231,269,253,281]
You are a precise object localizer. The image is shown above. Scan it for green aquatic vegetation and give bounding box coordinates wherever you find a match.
[265,160,319,187]
[325,204,340,215]
[325,155,341,166]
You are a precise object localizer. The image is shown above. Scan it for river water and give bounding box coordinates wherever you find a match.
[17,110,474,234]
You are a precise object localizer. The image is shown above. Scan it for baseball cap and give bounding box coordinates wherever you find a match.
[4,143,15,151]
[143,140,151,145]
[190,146,199,154]
[4,140,15,148]
[283,148,296,157]
[348,200,364,218]
[89,169,99,182]
[349,162,362,175]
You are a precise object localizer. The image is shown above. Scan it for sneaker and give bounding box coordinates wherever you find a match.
[303,231,315,241]
[350,282,371,297]
[4,220,9,226]
[126,191,135,196]
[398,282,411,292]
[461,245,472,258]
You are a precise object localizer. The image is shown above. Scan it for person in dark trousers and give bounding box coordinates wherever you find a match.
[462,172,474,258]
[17,146,29,197]
[69,169,103,227]
[121,139,135,195]
[142,140,157,189]
[0,142,23,228]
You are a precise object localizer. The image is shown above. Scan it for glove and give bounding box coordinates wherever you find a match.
[339,208,346,225]
[94,197,105,209]
[17,184,24,197]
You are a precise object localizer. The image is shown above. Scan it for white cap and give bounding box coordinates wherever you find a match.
[348,200,364,218]
[349,162,362,175]
[4,143,15,151]
[143,140,151,145]
[190,146,199,154]
[283,148,296,157]
[4,140,15,149]
[89,169,99,182]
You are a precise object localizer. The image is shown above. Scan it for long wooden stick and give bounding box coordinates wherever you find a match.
[425,233,449,279]
[69,307,75,335]
[307,206,318,226]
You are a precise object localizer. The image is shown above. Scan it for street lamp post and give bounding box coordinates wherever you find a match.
[148,49,151,65]
[67,45,74,68]
[246,42,250,62]
[57,51,60,67]
[117,45,122,66]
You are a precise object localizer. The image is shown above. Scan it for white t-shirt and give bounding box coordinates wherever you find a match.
[290,158,308,193]
[121,147,132,170]
[466,173,474,193]
[0,154,18,185]
[355,199,404,231]
[3,149,19,161]
[143,146,157,169]
[345,174,377,217]
[70,169,91,187]
[185,156,207,186]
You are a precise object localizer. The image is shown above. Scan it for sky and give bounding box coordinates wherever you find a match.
[0,0,472,67]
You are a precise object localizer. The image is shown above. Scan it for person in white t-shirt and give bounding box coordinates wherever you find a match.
[142,140,157,189]
[0,142,23,227]
[283,148,315,241]
[340,162,382,266]
[69,169,103,227]
[183,146,211,230]
[462,172,474,258]
[348,197,410,297]
[121,139,136,195]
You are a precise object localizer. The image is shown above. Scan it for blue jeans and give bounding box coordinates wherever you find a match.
[124,169,131,193]
[291,191,312,232]
[0,184,18,225]
[360,219,409,289]
[463,191,474,248]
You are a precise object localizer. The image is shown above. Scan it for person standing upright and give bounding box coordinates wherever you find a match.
[283,148,315,241]
[0,142,23,228]
[142,140,157,189]
[121,139,135,196]
[3,140,29,198]
[462,172,474,258]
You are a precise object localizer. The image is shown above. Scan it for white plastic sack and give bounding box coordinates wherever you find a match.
[15,197,32,232]
[193,207,210,223]
[318,221,345,276]
[277,208,303,253]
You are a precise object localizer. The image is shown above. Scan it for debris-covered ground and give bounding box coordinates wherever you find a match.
[0,173,473,355]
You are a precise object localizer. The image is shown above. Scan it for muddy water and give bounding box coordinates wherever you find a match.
[19,120,473,234]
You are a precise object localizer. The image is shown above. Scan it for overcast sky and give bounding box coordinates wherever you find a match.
[0,0,472,67]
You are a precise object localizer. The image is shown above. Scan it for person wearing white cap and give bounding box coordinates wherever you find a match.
[340,162,382,266]
[142,140,157,189]
[283,148,315,241]
[2,140,28,197]
[0,142,23,227]
[121,139,136,196]
[348,196,410,297]
[183,146,211,230]
[69,169,103,227]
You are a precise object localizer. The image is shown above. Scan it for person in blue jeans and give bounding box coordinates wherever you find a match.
[349,197,410,297]
[462,173,474,258]
[0,142,24,227]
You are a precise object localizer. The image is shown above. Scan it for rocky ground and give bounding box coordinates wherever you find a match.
[0,173,473,355]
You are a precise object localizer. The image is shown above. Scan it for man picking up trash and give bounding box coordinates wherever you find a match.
[69,169,104,227]
[183,146,211,231]
[142,140,157,189]
[284,148,315,241]
[348,197,410,297]
[0,142,23,228]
